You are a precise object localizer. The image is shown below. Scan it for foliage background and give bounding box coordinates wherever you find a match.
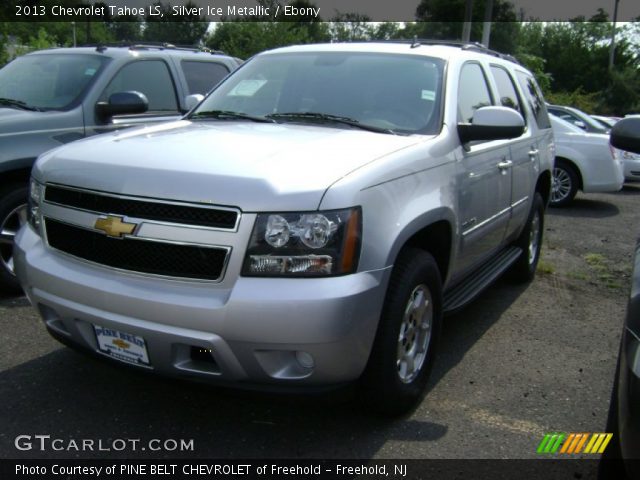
[1,0,639,114]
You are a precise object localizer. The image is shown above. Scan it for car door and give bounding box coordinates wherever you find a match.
[456,62,512,274]
[488,64,537,238]
[85,59,182,136]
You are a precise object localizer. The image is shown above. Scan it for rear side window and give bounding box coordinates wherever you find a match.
[458,63,493,123]
[516,71,551,129]
[101,60,178,112]
[490,65,523,117]
[181,61,230,95]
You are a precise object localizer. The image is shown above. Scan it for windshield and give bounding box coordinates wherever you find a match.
[191,51,445,135]
[0,53,109,110]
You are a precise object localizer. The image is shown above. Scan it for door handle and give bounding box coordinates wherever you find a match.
[528,148,539,161]
[497,160,513,170]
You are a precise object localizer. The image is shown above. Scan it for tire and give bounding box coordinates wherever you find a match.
[550,160,579,207]
[0,184,29,292]
[509,193,544,283]
[360,248,442,416]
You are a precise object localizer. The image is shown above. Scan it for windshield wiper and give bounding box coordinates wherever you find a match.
[190,110,275,123]
[0,97,41,112]
[267,112,396,135]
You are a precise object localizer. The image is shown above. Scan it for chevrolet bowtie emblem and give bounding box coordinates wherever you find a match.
[94,215,137,238]
[112,338,130,349]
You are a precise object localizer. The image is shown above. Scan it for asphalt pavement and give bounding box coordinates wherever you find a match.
[1,186,638,463]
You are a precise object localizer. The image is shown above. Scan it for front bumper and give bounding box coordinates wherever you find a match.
[14,225,390,389]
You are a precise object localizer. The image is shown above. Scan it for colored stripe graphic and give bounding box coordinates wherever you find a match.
[537,433,565,454]
[538,433,613,454]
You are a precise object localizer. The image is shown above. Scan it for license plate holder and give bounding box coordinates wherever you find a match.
[93,325,150,366]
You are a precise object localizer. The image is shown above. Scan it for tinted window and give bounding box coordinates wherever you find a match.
[0,54,108,110]
[458,63,493,123]
[192,52,445,135]
[181,61,229,95]
[101,60,178,112]
[516,71,551,129]
[490,65,523,116]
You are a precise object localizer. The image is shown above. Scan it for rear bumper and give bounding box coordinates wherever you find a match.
[14,225,390,388]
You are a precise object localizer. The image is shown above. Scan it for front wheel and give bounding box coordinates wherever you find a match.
[0,184,28,292]
[360,248,442,416]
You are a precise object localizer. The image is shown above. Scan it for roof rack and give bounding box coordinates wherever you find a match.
[357,38,520,65]
[82,42,227,56]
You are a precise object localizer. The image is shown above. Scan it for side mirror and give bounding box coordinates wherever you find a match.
[95,91,148,121]
[185,94,204,111]
[610,117,640,154]
[457,106,525,144]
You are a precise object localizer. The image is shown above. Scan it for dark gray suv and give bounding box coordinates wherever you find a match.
[0,44,241,289]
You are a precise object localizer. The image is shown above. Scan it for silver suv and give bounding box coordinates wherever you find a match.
[14,41,554,414]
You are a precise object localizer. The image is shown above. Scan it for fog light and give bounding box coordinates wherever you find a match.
[296,351,315,369]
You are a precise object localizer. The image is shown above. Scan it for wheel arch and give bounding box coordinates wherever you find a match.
[386,211,454,285]
[535,170,552,207]
[555,156,584,191]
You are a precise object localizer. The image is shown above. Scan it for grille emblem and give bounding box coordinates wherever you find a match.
[94,215,137,238]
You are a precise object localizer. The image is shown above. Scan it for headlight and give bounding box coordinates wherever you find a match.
[242,207,361,277]
[28,178,44,233]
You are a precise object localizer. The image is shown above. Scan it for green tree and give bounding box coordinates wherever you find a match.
[413,0,520,53]
[206,0,329,58]
[143,1,208,45]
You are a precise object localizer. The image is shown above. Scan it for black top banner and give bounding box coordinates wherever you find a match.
[0,0,639,22]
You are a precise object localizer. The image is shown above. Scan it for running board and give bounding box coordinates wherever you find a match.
[443,246,523,314]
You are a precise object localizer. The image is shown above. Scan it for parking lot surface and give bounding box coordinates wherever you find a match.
[1,186,638,460]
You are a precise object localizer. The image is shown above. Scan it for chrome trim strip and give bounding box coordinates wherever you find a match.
[462,206,511,236]
[462,196,530,237]
[44,183,242,232]
[42,217,232,284]
[511,196,529,209]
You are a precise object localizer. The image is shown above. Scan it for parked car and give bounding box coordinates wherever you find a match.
[591,115,619,129]
[599,117,640,479]
[620,149,640,182]
[547,104,610,134]
[0,44,241,290]
[549,115,624,206]
[589,116,640,181]
[14,41,554,415]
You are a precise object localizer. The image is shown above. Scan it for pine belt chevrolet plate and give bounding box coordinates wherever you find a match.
[93,325,150,366]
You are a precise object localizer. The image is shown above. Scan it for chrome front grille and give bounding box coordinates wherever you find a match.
[41,184,237,281]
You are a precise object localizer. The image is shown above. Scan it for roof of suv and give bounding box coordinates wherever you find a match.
[26,44,239,63]
[261,40,520,66]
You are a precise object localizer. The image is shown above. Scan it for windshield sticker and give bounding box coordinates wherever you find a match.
[229,79,267,97]
[84,68,97,76]
[421,90,435,101]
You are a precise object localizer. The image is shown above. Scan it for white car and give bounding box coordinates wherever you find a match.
[550,115,624,206]
[620,149,640,182]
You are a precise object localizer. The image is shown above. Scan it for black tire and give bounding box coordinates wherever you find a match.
[0,184,29,292]
[359,248,442,416]
[550,160,579,207]
[509,193,544,283]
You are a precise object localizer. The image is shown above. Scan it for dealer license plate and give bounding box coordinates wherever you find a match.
[94,325,150,366]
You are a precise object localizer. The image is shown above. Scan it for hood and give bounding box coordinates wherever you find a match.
[35,120,422,211]
[0,107,68,135]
